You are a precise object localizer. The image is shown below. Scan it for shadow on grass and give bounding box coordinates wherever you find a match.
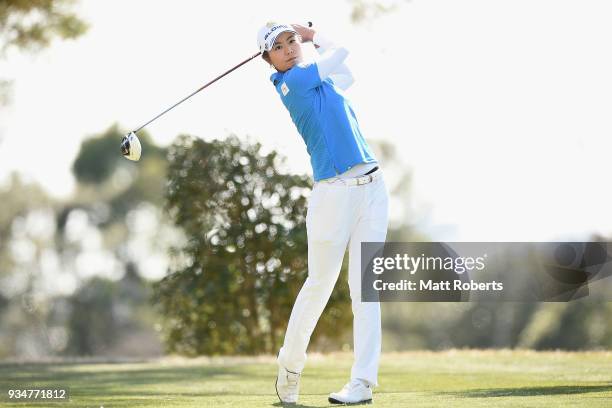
[271,401,366,408]
[0,362,272,398]
[0,361,343,407]
[440,384,612,398]
[272,403,327,408]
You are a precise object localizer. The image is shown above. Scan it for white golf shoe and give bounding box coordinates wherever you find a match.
[275,365,301,404]
[328,379,373,405]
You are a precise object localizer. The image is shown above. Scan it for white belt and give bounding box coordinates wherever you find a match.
[320,168,381,186]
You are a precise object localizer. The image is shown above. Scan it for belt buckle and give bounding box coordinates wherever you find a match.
[356,175,371,186]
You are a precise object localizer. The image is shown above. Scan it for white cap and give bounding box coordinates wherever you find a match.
[257,22,298,53]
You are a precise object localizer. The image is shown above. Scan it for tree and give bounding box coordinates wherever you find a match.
[154,134,352,355]
[0,0,88,104]
[68,124,167,231]
[0,0,87,54]
[349,0,407,24]
[64,264,159,356]
[0,173,57,358]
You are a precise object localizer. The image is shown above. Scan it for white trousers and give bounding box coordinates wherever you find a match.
[278,172,389,387]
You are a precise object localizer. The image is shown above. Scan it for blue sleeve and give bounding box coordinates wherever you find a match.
[285,63,321,92]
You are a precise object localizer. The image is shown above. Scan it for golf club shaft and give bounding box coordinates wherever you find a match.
[132,22,312,134]
[133,51,262,133]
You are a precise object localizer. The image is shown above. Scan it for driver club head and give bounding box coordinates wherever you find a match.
[121,131,142,161]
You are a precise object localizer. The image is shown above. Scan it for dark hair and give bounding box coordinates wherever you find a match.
[261,50,270,63]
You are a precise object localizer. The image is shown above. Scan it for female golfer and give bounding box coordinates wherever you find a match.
[257,22,389,405]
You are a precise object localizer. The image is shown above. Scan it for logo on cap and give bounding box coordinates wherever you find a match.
[264,24,290,41]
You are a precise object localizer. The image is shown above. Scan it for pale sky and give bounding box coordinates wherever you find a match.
[1,0,611,242]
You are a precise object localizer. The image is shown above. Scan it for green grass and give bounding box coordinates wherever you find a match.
[1,350,610,407]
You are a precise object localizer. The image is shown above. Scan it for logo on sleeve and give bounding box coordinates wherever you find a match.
[281,82,290,96]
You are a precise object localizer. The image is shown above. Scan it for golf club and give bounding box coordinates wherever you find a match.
[121,22,313,161]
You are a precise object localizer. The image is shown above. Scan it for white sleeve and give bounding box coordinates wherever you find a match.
[313,32,355,90]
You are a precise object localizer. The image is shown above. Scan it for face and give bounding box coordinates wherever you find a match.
[267,31,302,72]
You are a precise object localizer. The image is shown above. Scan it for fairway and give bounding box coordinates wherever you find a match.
[1,350,610,407]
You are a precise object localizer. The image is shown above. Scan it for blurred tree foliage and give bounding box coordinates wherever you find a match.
[153,135,352,355]
[64,276,118,355]
[72,125,164,186]
[0,173,52,273]
[349,0,408,24]
[67,124,167,230]
[0,123,170,358]
[0,0,87,105]
[382,298,612,352]
[64,264,158,356]
[0,130,610,357]
[0,0,87,54]
[57,126,169,355]
[0,174,56,358]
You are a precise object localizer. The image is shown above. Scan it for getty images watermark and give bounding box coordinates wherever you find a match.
[361,242,612,302]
